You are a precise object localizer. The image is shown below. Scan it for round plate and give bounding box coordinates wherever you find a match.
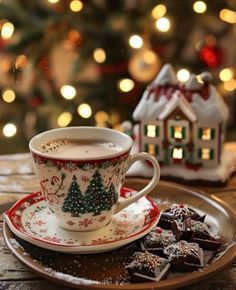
[4,187,160,254]
[3,180,236,290]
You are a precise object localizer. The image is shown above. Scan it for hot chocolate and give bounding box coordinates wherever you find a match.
[40,139,123,158]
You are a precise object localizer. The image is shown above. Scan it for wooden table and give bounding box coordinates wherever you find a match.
[0,153,235,290]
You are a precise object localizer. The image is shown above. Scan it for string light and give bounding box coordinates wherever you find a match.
[129,35,143,49]
[3,123,17,137]
[220,9,236,24]
[93,48,106,63]
[57,112,72,127]
[224,79,236,92]
[177,69,190,82]
[118,78,135,92]
[95,111,109,123]
[70,0,83,12]
[219,68,233,82]
[1,22,14,40]
[48,0,59,3]
[151,4,167,19]
[77,103,92,118]
[155,17,170,32]
[2,89,16,103]
[193,1,207,14]
[60,85,76,100]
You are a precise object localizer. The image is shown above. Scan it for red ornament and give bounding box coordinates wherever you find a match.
[156,227,163,234]
[199,44,223,68]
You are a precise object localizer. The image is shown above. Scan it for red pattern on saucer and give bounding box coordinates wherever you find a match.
[4,187,160,254]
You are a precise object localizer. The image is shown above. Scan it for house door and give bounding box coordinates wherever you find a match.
[171,146,185,163]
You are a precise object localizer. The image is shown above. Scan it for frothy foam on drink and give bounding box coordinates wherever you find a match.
[39,139,123,158]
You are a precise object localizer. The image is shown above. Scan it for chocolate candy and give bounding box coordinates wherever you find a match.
[141,227,176,255]
[172,218,222,251]
[164,240,204,272]
[157,203,203,230]
[125,251,170,282]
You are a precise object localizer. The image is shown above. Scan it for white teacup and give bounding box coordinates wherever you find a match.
[29,126,160,231]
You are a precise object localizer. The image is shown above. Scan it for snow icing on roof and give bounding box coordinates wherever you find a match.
[151,63,178,86]
[132,89,169,121]
[191,85,229,123]
[132,65,228,124]
[185,74,202,90]
[159,91,197,122]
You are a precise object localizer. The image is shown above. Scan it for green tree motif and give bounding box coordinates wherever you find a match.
[62,175,86,216]
[107,183,119,208]
[84,169,111,216]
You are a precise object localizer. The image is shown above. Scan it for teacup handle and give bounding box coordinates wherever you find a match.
[113,152,160,214]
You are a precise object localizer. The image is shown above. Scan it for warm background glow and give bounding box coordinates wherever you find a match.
[0,0,235,153]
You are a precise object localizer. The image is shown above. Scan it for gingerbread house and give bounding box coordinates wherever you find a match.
[132,64,229,170]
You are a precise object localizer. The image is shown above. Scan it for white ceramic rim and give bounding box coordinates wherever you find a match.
[29,126,133,161]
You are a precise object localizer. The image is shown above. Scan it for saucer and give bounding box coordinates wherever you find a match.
[4,187,160,254]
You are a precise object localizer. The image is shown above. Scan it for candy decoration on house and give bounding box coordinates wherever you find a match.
[128,63,236,186]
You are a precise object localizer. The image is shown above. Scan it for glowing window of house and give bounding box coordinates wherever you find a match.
[144,144,158,156]
[145,125,159,137]
[172,147,183,159]
[201,148,210,160]
[202,128,211,140]
[174,126,182,139]
[199,128,215,140]
[171,126,186,139]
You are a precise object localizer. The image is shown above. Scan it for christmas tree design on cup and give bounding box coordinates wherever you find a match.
[62,170,119,217]
[61,175,86,217]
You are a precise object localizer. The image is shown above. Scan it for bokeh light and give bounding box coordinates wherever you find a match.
[2,89,16,103]
[48,0,59,3]
[224,79,236,92]
[60,85,76,100]
[220,9,236,24]
[95,111,109,123]
[3,123,17,137]
[15,55,28,69]
[70,0,83,12]
[118,78,135,92]
[93,48,106,63]
[151,4,167,19]
[129,35,143,49]
[177,68,190,82]
[219,68,233,82]
[57,112,72,127]
[77,103,92,118]
[1,22,14,40]
[193,1,207,14]
[155,17,170,32]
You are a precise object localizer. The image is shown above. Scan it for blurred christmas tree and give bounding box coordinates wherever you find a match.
[0,0,235,153]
